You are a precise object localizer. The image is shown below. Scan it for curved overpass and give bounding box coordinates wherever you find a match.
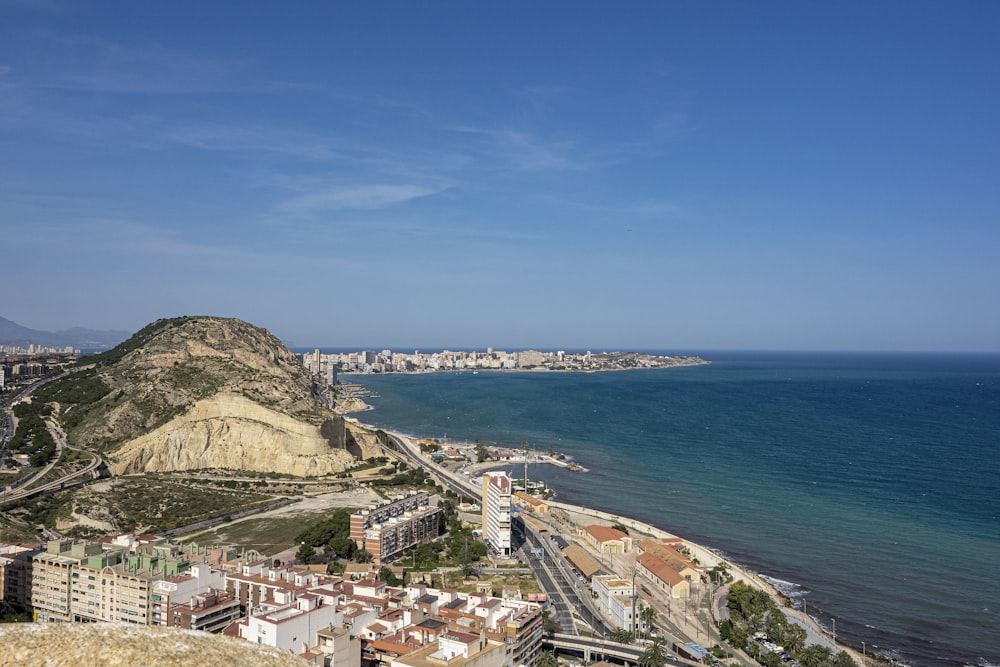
[544,633,696,666]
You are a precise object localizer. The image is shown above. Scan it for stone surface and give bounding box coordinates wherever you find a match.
[64,316,381,476]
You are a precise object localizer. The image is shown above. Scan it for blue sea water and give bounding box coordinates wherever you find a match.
[343,352,1000,667]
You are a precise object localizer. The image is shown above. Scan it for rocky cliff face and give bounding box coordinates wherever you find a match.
[62,316,380,476]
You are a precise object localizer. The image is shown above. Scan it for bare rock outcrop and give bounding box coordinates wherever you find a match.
[53,316,383,477]
[109,393,356,476]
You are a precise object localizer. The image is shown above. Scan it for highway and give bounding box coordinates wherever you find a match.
[0,368,106,506]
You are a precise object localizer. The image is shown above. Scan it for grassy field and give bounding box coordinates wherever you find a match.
[181,509,343,554]
[2,477,280,538]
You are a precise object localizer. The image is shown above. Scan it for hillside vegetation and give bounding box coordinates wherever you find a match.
[32,316,380,476]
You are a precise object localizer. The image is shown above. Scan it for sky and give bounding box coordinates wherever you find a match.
[2,2,999,352]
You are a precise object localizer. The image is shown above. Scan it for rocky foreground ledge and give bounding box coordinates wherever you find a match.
[0,622,307,667]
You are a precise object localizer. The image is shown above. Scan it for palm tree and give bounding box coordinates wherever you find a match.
[610,627,634,644]
[639,636,667,667]
[640,605,660,638]
[534,650,559,667]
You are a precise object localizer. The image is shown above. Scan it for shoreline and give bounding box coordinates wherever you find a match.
[337,357,710,377]
[348,412,867,666]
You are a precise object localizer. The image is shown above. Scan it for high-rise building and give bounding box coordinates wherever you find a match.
[349,492,443,566]
[481,472,512,558]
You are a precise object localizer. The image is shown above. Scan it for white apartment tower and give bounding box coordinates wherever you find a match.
[481,472,512,558]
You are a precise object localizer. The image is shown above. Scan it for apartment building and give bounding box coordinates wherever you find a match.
[350,493,444,566]
[226,560,322,612]
[31,539,191,624]
[390,630,510,667]
[236,593,343,654]
[0,542,42,611]
[481,473,511,558]
[151,563,237,632]
[31,541,86,622]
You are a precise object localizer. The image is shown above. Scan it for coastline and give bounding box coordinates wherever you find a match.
[346,407,866,666]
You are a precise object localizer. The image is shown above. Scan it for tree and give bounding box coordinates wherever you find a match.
[296,543,316,563]
[783,624,808,655]
[378,567,403,586]
[541,611,562,635]
[708,562,732,585]
[799,645,833,667]
[475,443,490,463]
[610,627,634,644]
[534,650,559,667]
[832,650,856,667]
[640,604,660,638]
[354,549,373,563]
[638,636,667,667]
[328,536,356,559]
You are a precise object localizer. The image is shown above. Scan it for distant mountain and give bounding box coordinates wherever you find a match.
[0,316,130,351]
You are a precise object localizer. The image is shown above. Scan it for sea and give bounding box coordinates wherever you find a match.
[334,351,999,667]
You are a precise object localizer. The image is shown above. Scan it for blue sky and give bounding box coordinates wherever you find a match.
[2,2,998,352]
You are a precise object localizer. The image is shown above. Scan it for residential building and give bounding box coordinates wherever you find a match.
[236,594,343,654]
[350,493,444,567]
[0,542,41,611]
[31,541,87,622]
[481,473,511,558]
[151,563,236,632]
[31,539,191,624]
[389,631,510,667]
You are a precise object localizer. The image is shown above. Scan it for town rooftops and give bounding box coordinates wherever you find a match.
[581,525,629,543]
[561,544,603,579]
[637,552,684,586]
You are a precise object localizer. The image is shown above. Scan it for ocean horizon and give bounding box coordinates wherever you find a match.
[338,351,999,667]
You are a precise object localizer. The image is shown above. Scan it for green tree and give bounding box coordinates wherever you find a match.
[534,650,559,667]
[296,543,316,562]
[611,522,630,535]
[832,650,856,667]
[475,443,490,463]
[354,549,373,563]
[638,636,667,667]
[378,567,403,586]
[640,604,660,637]
[610,627,634,644]
[799,645,833,667]
[783,624,808,655]
[541,610,561,635]
[328,536,356,559]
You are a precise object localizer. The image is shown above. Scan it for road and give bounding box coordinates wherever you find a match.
[0,369,106,506]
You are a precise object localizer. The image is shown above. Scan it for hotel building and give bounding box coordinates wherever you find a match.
[481,473,512,558]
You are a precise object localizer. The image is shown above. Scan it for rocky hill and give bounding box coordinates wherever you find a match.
[39,316,380,476]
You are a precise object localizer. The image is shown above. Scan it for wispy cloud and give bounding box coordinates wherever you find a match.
[451,125,587,171]
[166,123,345,161]
[21,31,297,95]
[277,183,450,213]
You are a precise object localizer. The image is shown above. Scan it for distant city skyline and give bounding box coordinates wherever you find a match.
[2,3,998,352]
